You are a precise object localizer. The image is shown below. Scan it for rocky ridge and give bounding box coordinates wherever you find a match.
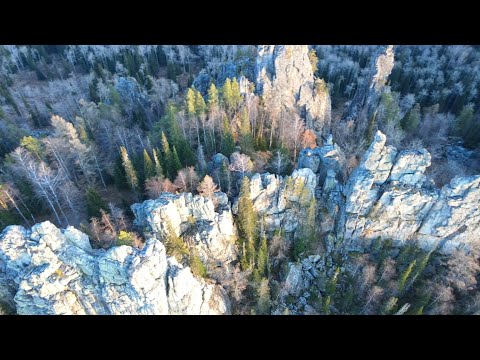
[0,221,230,315]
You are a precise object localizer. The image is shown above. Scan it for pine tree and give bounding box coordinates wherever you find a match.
[120,146,139,191]
[256,235,269,277]
[186,87,196,118]
[240,107,254,155]
[207,83,219,113]
[86,187,108,218]
[153,148,163,177]
[221,116,236,157]
[194,89,206,117]
[398,259,417,294]
[113,154,128,189]
[237,176,257,270]
[143,149,155,180]
[171,146,182,176]
[401,103,421,132]
[221,78,233,113]
[161,132,172,179]
[231,77,242,109]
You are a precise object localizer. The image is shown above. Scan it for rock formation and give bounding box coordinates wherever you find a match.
[131,192,237,264]
[344,45,395,121]
[255,45,331,136]
[232,168,317,237]
[343,131,480,253]
[0,221,230,315]
[298,134,344,184]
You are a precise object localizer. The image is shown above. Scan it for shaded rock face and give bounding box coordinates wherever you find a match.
[344,45,395,121]
[0,222,230,315]
[343,131,480,253]
[232,168,317,236]
[298,134,344,184]
[255,45,331,136]
[131,192,237,265]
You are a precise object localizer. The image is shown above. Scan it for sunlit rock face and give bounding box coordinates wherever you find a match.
[343,130,480,253]
[255,45,331,136]
[0,222,230,315]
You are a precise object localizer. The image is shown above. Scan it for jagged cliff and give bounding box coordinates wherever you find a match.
[0,221,230,314]
[343,131,480,253]
[255,45,331,136]
[299,130,480,253]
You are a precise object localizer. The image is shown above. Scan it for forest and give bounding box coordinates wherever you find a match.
[1,45,479,315]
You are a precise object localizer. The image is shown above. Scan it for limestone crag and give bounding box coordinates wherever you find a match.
[233,168,317,236]
[255,45,331,135]
[0,222,230,315]
[131,192,236,265]
[343,131,480,252]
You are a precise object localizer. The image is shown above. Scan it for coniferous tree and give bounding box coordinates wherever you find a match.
[237,176,257,270]
[194,90,206,117]
[143,149,155,180]
[401,103,421,132]
[120,146,139,192]
[171,145,182,176]
[240,108,254,155]
[86,187,108,218]
[186,87,196,118]
[207,83,219,113]
[161,131,172,178]
[153,148,163,177]
[221,116,235,157]
[231,77,242,110]
[222,78,234,113]
[256,235,269,277]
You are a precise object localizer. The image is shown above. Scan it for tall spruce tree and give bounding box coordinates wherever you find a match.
[143,149,155,180]
[221,116,235,157]
[207,83,219,113]
[238,176,257,270]
[171,145,182,176]
[153,148,163,177]
[120,146,139,192]
[161,132,172,179]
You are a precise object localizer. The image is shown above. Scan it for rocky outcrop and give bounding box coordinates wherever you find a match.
[298,134,344,184]
[233,169,317,237]
[343,130,480,253]
[255,45,331,136]
[131,192,237,265]
[0,222,230,315]
[344,45,395,121]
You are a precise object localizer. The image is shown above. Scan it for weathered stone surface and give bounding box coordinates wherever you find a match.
[255,45,331,135]
[233,168,317,236]
[132,192,236,264]
[343,130,480,252]
[298,134,344,184]
[285,262,303,296]
[0,222,230,315]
